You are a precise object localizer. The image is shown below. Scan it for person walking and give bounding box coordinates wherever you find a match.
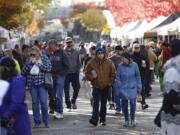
[85,47,116,126]
[79,41,87,67]
[131,43,149,110]
[22,47,52,128]
[109,45,123,113]
[64,37,81,111]
[158,42,171,93]
[0,57,31,135]
[48,39,69,119]
[4,49,21,74]
[159,39,180,135]
[145,43,157,96]
[116,52,142,127]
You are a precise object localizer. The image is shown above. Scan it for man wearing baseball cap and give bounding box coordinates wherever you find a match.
[48,39,69,119]
[64,37,81,111]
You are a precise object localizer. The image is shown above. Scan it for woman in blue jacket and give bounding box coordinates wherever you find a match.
[0,57,31,135]
[116,52,142,127]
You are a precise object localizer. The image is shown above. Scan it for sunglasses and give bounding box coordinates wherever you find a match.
[135,47,140,49]
[66,41,72,44]
[30,54,36,57]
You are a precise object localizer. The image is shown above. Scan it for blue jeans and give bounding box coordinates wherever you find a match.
[31,86,48,125]
[54,75,65,114]
[64,73,80,108]
[114,84,121,112]
[121,98,136,121]
[92,86,109,122]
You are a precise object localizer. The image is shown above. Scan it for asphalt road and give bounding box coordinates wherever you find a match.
[28,80,162,135]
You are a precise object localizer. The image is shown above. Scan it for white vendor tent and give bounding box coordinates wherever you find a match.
[126,20,148,39]
[144,16,167,37]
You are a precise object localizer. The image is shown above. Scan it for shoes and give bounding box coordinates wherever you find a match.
[67,108,72,112]
[89,118,98,126]
[115,110,121,115]
[131,121,136,127]
[109,104,115,110]
[123,121,129,127]
[33,123,40,128]
[145,93,151,98]
[49,110,54,114]
[54,113,63,119]
[100,122,106,126]
[72,103,77,110]
[142,104,149,110]
[90,98,93,106]
[45,124,49,128]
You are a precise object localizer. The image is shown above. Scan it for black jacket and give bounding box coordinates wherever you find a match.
[131,52,148,80]
[49,49,69,76]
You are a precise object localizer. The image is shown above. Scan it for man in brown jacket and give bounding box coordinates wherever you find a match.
[85,47,116,126]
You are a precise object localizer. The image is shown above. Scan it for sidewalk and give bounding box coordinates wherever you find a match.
[30,80,162,135]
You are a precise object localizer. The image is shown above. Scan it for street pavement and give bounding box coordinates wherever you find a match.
[27,80,162,135]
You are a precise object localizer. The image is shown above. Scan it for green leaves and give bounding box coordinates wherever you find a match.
[80,9,106,31]
[31,0,51,11]
[0,0,51,30]
[0,0,28,29]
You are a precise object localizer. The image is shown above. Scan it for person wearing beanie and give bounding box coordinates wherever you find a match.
[22,46,52,128]
[109,45,123,113]
[156,39,180,134]
[85,47,116,126]
[116,52,142,127]
[0,57,31,135]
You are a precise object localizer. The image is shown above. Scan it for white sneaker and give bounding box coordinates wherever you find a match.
[54,113,63,119]
[67,108,71,112]
[115,110,121,115]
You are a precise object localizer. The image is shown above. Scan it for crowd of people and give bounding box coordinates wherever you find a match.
[0,36,179,135]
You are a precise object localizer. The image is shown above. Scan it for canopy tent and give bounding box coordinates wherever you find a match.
[110,27,121,38]
[144,16,167,31]
[102,10,116,29]
[126,21,148,39]
[143,16,167,37]
[117,21,141,38]
[156,12,180,27]
[110,21,139,38]
[157,17,180,35]
[166,17,180,33]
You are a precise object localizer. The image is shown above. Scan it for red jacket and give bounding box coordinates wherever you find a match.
[160,47,171,68]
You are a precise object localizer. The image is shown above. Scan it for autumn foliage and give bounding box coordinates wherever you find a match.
[105,0,180,26]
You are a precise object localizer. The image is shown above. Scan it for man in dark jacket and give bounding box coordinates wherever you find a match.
[64,37,81,111]
[48,39,69,119]
[131,43,149,110]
